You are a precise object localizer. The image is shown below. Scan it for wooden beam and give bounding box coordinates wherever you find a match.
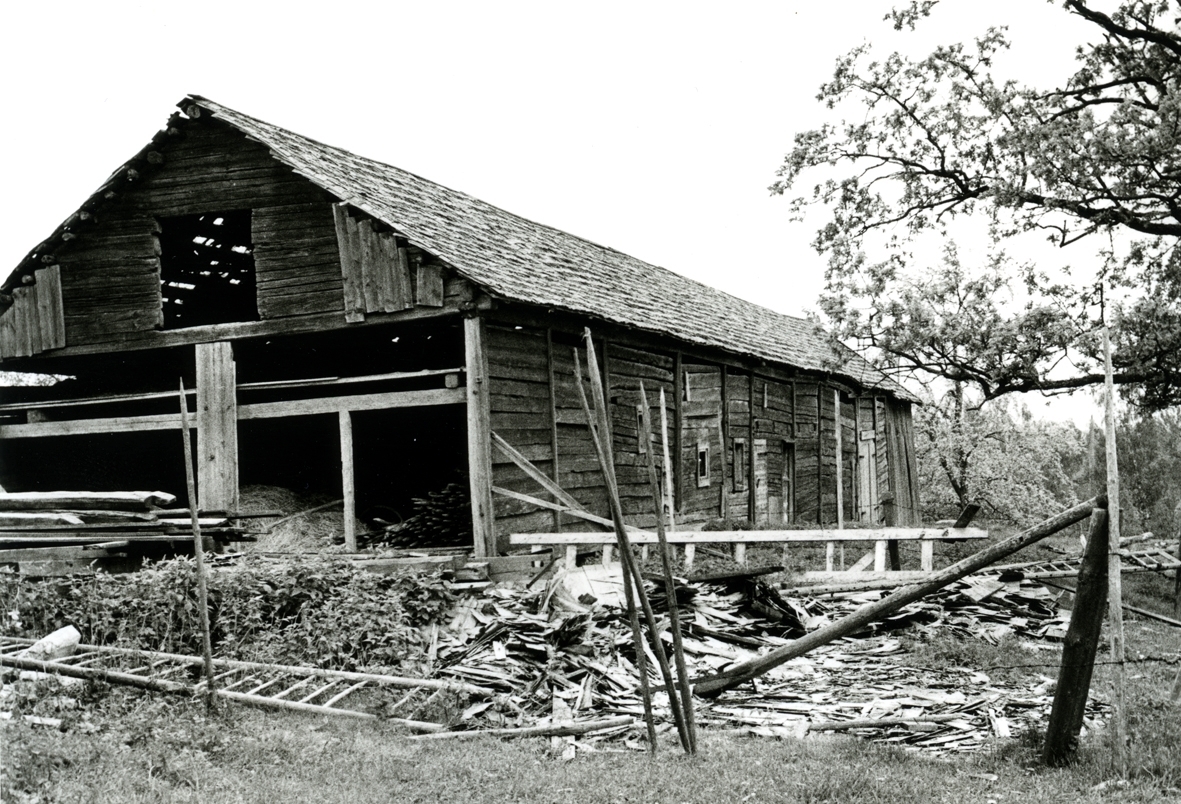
[0,388,465,439]
[238,388,463,420]
[195,342,238,512]
[509,527,987,546]
[0,368,463,413]
[465,316,495,557]
[339,410,357,552]
[1,296,464,363]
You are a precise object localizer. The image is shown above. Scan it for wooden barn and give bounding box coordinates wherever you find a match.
[0,96,921,557]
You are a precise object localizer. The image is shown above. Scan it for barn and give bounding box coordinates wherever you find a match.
[0,96,921,557]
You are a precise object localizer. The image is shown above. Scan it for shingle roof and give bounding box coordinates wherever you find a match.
[11,95,914,400]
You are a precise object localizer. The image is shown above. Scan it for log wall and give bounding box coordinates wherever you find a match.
[451,316,923,547]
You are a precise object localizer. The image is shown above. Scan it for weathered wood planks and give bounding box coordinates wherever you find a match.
[195,341,238,513]
[0,267,66,360]
[332,203,418,321]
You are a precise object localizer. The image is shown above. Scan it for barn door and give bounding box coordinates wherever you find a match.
[857,431,879,523]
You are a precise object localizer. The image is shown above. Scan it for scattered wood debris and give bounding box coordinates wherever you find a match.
[427,563,1104,754]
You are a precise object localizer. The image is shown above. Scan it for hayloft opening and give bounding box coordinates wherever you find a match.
[158,211,258,329]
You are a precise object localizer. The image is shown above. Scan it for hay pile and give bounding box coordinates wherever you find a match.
[237,485,362,553]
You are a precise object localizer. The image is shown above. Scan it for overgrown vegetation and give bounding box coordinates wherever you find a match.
[0,556,454,673]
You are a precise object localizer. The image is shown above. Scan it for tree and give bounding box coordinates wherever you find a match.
[778,0,1181,407]
[915,386,1083,522]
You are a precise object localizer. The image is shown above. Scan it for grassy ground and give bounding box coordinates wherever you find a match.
[2,683,1177,804]
[4,608,1177,804]
[3,526,1178,804]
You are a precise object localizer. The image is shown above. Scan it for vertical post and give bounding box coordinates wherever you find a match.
[178,380,216,707]
[660,388,676,532]
[1102,324,1127,773]
[465,316,495,558]
[815,387,823,526]
[748,376,757,524]
[674,351,683,517]
[720,366,728,521]
[194,341,238,513]
[1043,508,1109,766]
[339,410,357,552]
[546,329,563,533]
[830,389,842,572]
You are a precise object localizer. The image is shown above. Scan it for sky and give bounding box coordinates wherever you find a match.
[0,1,1103,420]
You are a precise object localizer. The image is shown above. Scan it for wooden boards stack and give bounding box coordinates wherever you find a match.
[0,490,248,575]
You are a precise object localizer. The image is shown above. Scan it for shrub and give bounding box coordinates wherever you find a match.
[0,556,453,673]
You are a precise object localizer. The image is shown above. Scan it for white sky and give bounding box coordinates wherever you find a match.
[1,1,1104,421]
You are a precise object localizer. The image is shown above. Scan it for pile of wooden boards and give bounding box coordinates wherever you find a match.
[426,566,1106,754]
[0,491,248,575]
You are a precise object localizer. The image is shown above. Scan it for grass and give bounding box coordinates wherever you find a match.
[3,690,1178,804]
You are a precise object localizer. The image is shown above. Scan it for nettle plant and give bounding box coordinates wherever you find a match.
[0,556,454,673]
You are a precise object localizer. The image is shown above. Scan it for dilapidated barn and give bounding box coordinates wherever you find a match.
[0,96,921,556]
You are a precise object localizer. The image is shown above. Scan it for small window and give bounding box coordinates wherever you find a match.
[636,404,647,454]
[696,440,710,488]
[158,210,258,329]
[733,438,747,492]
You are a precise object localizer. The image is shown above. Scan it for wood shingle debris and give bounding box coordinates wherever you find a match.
[426,565,1106,754]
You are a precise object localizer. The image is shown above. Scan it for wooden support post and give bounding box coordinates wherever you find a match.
[195,342,238,513]
[547,329,562,533]
[1043,509,1109,766]
[178,381,216,707]
[717,412,728,520]
[693,495,1105,696]
[1103,324,1127,773]
[829,389,841,572]
[874,540,887,572]
[674,351,683,515]
[748,374,757,523]
[339,410,356,552]
[465,316,494,558]
[660,389,676,533]
[920,541,934,572]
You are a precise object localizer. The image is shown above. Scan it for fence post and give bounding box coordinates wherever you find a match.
[1043,509,1109,766]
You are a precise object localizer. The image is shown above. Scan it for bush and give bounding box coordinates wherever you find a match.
[0,556,454,674]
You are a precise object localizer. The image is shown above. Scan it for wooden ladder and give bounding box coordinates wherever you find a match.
[0,637,493,729]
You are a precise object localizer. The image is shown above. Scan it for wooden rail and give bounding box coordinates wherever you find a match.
[510,527,987,570]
